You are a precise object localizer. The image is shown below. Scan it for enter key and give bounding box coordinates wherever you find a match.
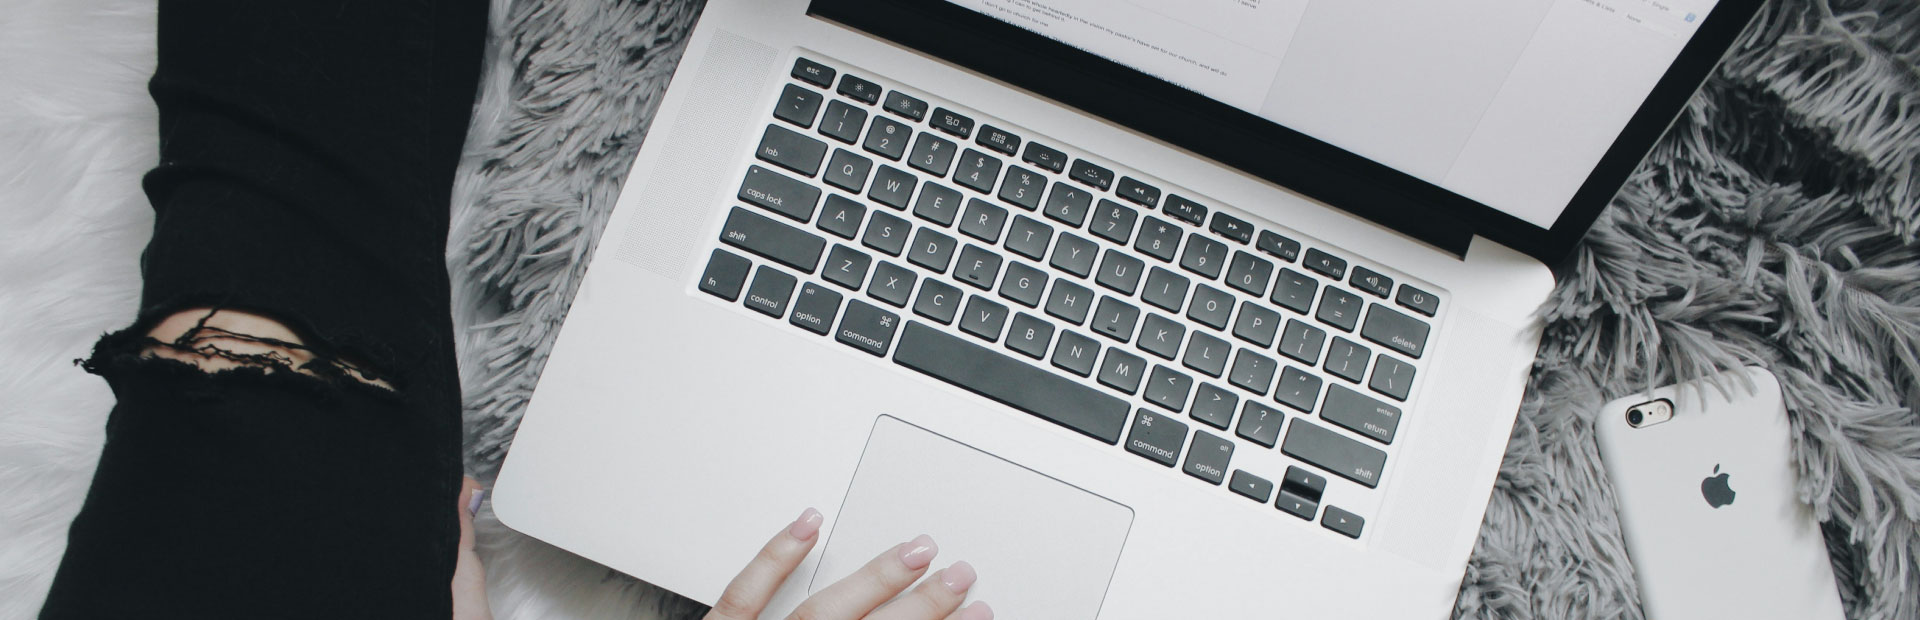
[1320,384,1402,445]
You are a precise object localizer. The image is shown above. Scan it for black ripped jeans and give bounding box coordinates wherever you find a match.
[40,1,485,618]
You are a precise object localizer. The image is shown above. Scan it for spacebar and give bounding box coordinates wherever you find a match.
[894,321,1129,445]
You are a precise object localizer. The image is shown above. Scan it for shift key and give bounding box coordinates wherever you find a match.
[720,207,825,274]
[1282,419,1386,488]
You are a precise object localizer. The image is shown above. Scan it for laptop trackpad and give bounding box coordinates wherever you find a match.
[809,415,1133,619]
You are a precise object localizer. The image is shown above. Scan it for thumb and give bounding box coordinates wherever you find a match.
[453,476,494,620]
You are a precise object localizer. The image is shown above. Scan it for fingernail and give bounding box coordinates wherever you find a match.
[940,560,977,594]
[787,507,823,541]
[467,488,486,515]
[960,601,994,620]
[897,534,938,570]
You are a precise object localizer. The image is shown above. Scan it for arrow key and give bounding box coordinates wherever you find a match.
[1229,470,1274,503]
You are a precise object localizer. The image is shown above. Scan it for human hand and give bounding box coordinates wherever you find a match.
[705,508,993,620]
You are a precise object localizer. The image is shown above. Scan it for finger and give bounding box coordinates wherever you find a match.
[707,508,825,620]
[786,535,938,620]
[453,477,494,620]
[940,601,994,620]
[865,561,975,620]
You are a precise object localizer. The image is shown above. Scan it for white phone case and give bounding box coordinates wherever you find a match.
[1595,366,1844,620]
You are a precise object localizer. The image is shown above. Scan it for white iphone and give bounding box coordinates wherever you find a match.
[1595,366,1845,620]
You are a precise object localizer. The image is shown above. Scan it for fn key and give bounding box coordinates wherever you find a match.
[699,249,751,301]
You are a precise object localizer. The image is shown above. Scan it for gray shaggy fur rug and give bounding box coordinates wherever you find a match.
[446,1,1920,619]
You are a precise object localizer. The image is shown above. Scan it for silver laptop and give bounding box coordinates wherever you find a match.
[493,0,1759,617]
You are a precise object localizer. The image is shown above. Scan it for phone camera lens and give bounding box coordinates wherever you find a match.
[1628,409,1644,426]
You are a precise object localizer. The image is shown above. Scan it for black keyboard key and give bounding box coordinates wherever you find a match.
[1322,506,1365,539]
[1322,384,1402,445]
[913,279,962,325]
[960,295,1009,341]
[1163,195,1207,226]
[837,299,900,357]
[862,115,911,160]
[1369,355,1415,401]
[882,90,926,121]
[930,107,974,138]
[958,198,1007,243]
[998,165,1045,211]
[867,261,916,307]
[895,322,1128,444]
[1396,285,1440,316]
[1135,217,1182,262]
[1274,366,1321,413]
[1005,215,1053,261]
[1325,337,1370,384]
[756,125,828,177]
[1271,268,1317,315]
[1180,234,1228,279]
[1256,230,1301,262]
[1282,418,1386,488]
[1276,465,1325,521]
[1049,233,1098,278]
[1277,488,1318,521]
[837,73,880,104]
[1022,141,1068,173]
[1224,251,1274,297]
[1091,296,1140,343]
[721,207,825,274]
[1090,199,1138,244]
[698,248,752,301]
[1116,176,1160,207]
[1042,182,1093,227]
[774,83,823,128]
[791,57,835,88]
[740,165,821,223]
[868,165,917,210]
[1097,349,1148,395]
[1232,302,1282,347]
[861,211,911,256]
[1303,248,1346,279]
[1278,319,1326,365]
[1138,313,1185,360]
[953,149,1002,194]
[824,149,873,193]
[1209,212,1253,244]
[1125,409,1186,467]
[1045,279,1094,325]
[1361,305,1430,359]
[737,266,791,318]
[1006,313,1054,359]
[789,283,842,335]
[908,132,957,177]
[1350,267,1392,298]
[1315,287,1364,332]
[1184,431,1234,485]
[817,100,867,144]
[1186,285,1233,331]
[1067,159,1113,190]
[912,182,962,227]
[823,244,872,291]
[976,125,1021,155]
[1229,470,1273,503]
[907,228,957,273]
[999,261,1048,307]
[817,194,866,239]
[1228,349,1277,396]
[1145,365,1193,412]
[1190,383,1237,430]
[953,244,1003,290]
[1095,250,1145,295]
[1235,401,1284,448]
[1051,331,1100,377]
[1142,267,1190,313]
[1181,331,1230,378]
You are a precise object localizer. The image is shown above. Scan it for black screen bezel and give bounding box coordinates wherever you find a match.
[809,0,1761,265]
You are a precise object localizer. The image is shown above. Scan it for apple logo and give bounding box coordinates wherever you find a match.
[1701,464,1736,509]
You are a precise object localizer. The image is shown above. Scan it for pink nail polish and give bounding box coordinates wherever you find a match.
[897,534,938,570]
[788,508,823,541]
[940,561,977,593]
[960,601,994,620]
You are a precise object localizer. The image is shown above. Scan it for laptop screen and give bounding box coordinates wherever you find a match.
[941,0,1723,229]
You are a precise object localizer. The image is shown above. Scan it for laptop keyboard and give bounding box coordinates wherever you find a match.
[698,55,1444,541]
